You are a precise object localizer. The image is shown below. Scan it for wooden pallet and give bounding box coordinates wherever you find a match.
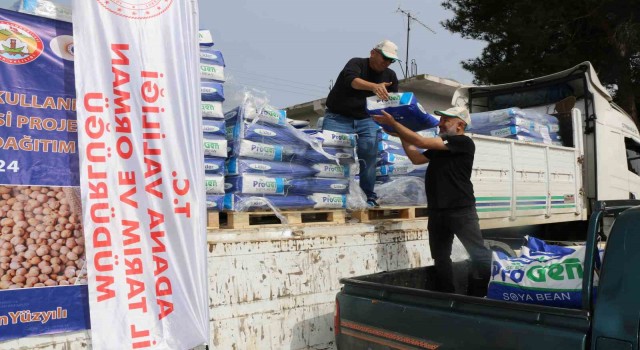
[215,209,346,229]
[207,210,220,229]
[352,206,428,223]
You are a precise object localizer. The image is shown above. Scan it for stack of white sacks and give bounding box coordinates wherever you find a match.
[222,95,356,211]
[199,30,228,211]
[468,107,562,145]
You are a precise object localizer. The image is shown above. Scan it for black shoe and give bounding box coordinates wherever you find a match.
[366,199,380,208]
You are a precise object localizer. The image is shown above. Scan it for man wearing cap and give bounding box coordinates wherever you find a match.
[322,40,400,207]
[373,107,492,295]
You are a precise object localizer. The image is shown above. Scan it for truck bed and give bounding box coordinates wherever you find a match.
[337,264,591,350]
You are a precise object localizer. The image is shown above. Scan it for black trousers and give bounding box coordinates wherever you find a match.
[427,206,492,294]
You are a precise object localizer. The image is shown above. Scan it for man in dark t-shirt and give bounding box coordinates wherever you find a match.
[322,40,399,207]
[373,106,492,295]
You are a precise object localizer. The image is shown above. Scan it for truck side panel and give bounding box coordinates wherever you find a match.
[337,292,589,350]
[471,134,585,229]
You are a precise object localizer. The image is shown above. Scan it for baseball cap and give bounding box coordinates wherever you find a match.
[434,106,471,126]
[374,40,399,61]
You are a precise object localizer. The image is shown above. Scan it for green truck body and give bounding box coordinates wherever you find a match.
[335,201,640,350]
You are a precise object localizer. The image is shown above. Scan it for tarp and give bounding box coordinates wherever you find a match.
[73,1,209,349]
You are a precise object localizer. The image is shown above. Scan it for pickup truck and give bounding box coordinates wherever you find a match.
[335,200,640,350]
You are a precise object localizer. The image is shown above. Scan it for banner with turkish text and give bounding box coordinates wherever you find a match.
[0,8,78,186]
[0,8,90,342]
[73,1,208,349]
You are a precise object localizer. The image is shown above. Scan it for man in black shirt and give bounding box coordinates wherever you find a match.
[322,40,399,207]
[373,106,492,295]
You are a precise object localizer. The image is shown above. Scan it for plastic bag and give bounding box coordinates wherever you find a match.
[375,177,426,206]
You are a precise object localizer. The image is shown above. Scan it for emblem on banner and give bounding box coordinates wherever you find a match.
[0,21,43,65]
[49,35,74,61]
[97,0,174,19]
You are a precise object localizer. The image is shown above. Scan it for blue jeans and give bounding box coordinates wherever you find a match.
[322,112,378,200]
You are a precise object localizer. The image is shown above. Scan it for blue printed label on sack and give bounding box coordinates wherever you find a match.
[492,289,579,304]
[206,200,220,209]
[490,127,515,137]
[202,124,220,133]
[205,195,224,210]
[240,140,283,161]
[254,128,277,137]
[261,106,287,124]
[204,163,220,172]
[391,165,410,174]
[310,193,347,209]
[200,52,219,61]
[319,130,356,147]
[243,175,285,194]
[248,163,271,171]
[314,163,348,178]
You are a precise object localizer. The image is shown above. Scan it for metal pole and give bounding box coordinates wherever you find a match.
[395,6,435,79]
[405,14,410,79]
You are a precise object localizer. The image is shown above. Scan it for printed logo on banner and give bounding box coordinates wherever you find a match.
[96,0,174,19]
[0,21,43,65]
[49,35,74,61]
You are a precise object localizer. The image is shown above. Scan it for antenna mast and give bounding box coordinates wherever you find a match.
[396,7,436,79]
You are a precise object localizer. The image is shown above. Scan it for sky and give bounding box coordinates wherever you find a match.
[0,0,487,109]
[199,0,486,109]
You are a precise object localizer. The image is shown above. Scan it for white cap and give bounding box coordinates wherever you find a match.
[434,106,471,126]
[374,40,399,61]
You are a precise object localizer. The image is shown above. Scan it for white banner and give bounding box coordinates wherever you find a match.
[72,1,208,349]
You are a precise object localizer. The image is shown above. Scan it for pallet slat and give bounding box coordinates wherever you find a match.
[353,206,428,223]
[212,209,346,229]
[207,210,220,229]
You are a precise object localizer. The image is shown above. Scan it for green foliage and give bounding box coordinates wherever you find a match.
[441,0,640,123]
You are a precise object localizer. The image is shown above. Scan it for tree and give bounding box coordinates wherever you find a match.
[441,0,640,124]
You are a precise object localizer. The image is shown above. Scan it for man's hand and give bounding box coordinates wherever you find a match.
[372,110,397,126]
[372,82,392,100]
